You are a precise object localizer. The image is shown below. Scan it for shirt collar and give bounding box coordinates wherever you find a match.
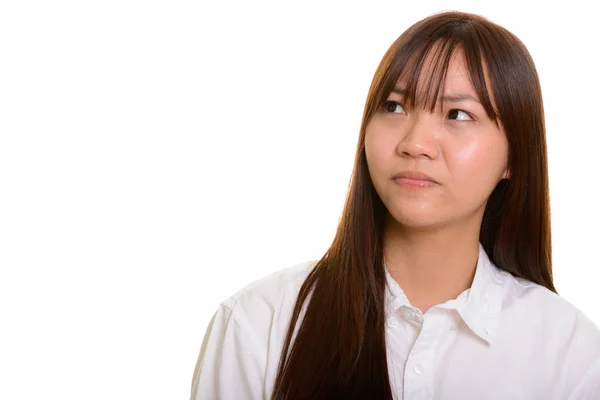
[384,242,508,345]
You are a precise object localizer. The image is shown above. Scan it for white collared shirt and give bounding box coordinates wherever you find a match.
[191,244,600,399]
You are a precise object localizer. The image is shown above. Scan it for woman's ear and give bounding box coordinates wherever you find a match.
[502,166,511,180]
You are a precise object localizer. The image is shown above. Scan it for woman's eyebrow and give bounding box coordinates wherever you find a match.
[391,87,482,105]
[442,93,482,104]
[391,87,407,96]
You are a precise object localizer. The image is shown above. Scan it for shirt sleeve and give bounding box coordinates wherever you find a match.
[190,304,268,400]
[567,356,600,400]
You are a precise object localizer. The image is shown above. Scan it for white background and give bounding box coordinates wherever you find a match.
[1,1,598,399]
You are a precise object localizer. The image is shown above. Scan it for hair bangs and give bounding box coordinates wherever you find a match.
[375,29,500,123]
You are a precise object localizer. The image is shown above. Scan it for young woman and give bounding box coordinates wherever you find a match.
[191,11,600,400]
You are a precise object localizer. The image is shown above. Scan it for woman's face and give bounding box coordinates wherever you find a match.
[365,49,510,231]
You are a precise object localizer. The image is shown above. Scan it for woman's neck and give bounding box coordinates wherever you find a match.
[383,217,482,314]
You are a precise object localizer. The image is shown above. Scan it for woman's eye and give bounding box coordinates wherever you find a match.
[384,101,405,114]
[448,109,472,121]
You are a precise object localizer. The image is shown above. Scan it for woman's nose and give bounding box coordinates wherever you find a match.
[396,113,440,160]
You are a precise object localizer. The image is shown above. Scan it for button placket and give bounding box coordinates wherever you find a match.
[402,315,440,397]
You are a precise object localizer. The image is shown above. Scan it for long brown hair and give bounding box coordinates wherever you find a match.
[271,11,555,399]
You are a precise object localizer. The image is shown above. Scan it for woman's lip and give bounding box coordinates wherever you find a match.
[392,170,438,183]
[394,177,438,188]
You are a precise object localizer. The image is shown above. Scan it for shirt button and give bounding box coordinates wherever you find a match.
[387,318,398,328]
[413,364,425,375]
[450,324,456,331]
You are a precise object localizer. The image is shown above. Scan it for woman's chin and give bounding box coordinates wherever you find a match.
[387,210,445,230]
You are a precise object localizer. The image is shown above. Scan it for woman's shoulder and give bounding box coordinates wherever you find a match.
[219,260,318,322]
[504,273,600,351]
[502,275,600,393]
[506,274,598,326]
[193,262,319,398]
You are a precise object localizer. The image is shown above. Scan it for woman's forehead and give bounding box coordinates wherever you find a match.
[393,45,493,109]
[396,48,472,91]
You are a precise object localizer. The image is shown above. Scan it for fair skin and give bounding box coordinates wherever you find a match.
[365,48,510,314]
